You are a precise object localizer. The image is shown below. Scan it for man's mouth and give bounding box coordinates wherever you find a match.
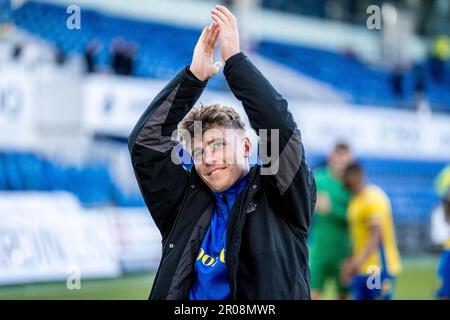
[207,167,226,176]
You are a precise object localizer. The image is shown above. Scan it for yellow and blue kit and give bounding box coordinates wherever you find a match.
[436,238,450,298]
[347,185,402,300]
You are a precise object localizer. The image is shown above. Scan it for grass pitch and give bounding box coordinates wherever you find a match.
[0,256,440,300]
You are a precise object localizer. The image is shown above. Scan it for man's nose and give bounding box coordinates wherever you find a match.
[203,149,216,165]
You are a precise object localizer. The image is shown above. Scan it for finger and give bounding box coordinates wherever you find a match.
[211,9,229,25]
[207,21,216,34]
[215,5,235,22]
[215,5,232,21]
[208,24,220,48]
[204,24,215,44]
[212,8,229,24]
[211,13,225,27]
[209,21,219,34]
[198,26,209,44]
[203,25,213,44]
[212,28,220,48]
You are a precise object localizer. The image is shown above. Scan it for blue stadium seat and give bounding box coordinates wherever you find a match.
[0,150,122,207]
[257,40,450,112]
[9,1,450,111]
[10,1,227,90]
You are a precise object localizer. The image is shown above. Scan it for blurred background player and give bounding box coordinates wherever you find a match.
[309,143,352,300]
[341,163,402,300]
[435,165,450,299]
[431,164,450,248]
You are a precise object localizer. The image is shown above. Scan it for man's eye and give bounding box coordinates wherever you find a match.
[193,151,202,160]
[213,142,224,150]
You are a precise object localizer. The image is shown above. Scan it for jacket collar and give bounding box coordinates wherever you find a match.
[212,173,249,212]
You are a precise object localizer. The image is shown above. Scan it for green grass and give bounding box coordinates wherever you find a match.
[321,256,439,300]
[394,259,439,300]
[0,256,440,300]
[0,273,155,300]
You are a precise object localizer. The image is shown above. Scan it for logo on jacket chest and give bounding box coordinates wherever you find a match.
[246,200,257,214]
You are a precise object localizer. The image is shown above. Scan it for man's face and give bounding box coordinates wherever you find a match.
[343,170,362,194]
[192,126,252,193]
[328,148,352,178]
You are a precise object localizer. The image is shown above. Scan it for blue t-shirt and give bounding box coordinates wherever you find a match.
[189,174,249,300]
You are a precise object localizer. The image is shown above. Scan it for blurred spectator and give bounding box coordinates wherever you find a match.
[391,65,405,103]
[54,44,67,65]
[11,43,23,61]
[111,37,126,75]
[84,39,101,73]
[413,64,430,114]
[429,35,450,83]
[414,64,426,95]
[110,37,137,76]
[436,165,450,198]
[123,42,138,76]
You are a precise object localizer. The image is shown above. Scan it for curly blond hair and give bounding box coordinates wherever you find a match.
[178,104,245,145]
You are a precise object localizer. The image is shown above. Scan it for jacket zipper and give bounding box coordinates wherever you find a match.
[227,176,257,299]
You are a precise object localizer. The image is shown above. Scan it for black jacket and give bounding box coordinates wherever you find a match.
[128,52,316,300]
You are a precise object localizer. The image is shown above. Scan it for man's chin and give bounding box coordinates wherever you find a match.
[208,184,228,193]
[206,179,231,193]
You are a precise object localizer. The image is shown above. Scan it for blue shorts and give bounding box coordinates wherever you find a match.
[436,250,450,298]
[351,273,395,300]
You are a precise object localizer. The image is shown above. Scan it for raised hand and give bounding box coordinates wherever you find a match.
[190,22,222,81]
[211,5,240,62]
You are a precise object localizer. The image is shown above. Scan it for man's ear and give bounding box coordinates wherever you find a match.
[243,137,252,158]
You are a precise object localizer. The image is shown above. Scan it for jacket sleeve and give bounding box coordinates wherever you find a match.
[223,52,316,238]
[128,67,207,240]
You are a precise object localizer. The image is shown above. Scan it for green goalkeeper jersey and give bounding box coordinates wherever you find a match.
[309,166,351,262]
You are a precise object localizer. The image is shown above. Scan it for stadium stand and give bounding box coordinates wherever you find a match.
[10,1,227,89]
[0,150,144,207]
[10,1,450,112]
[257,40,450,111]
